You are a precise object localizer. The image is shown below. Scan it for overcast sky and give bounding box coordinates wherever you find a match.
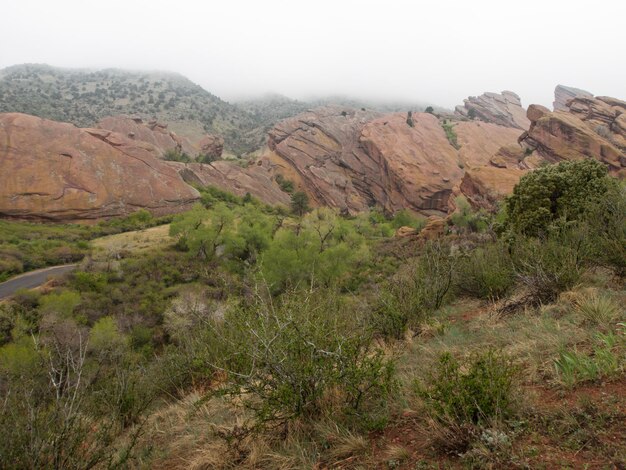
[1,0,624,109]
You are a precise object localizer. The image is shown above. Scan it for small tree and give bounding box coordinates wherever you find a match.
[290,191,310,217]
[425,106,434,114]
[406,110,414,127]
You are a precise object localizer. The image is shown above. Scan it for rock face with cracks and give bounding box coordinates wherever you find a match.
[553,85,593,111]
[0,113,200,222]
[267,106,526,215]
[454,91,530,130]
[520,95,626,174]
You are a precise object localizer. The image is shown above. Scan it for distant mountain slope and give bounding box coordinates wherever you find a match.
[0,64,263,155]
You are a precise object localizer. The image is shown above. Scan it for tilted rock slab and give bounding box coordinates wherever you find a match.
[520,96,625,173]
[0,113,200,221]
[267,106,524,215]
[455,91,530,130]
[553,84,593,111]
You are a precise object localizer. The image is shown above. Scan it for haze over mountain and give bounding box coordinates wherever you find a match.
[1,0,624,109]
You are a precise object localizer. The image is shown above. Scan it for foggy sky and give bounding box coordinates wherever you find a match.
[1,0,624,109]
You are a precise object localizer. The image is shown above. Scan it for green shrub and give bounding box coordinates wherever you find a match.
[450,196,490,232]
[573,292,622,327]
[441,121,460,149]
[275,174,295,193]
[510,228,589,304]
[417,349,518,425]
[213,288,396,428]
[290,191,310,216]
[163,148,191,163]
[373,241,456,338]
[456,243,515,300]
[504,159,617,236]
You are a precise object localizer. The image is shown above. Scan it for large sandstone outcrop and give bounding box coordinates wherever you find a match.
[455,91,530,130]
[0,113,200,221]
[267,106,525,215]
[97,115,223,159]
[169,159,290,206]
[459,166,526,211]
[553,85,593,111]
[520,96,625,172]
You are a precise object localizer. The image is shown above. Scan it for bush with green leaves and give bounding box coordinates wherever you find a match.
[373,241,456,339]
[509,226,590,304]
[416,349,518,425]
[504,159,617,236]
[584,181,626,275]
[209,287,396,428]
[0,317,143,468]
[450,196,490,233]
[456,242,515,300]
[163,148,191,163]
[260,208,370,292]
[290,191,310,216]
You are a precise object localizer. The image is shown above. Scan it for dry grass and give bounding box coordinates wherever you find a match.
[91,224,172,259]
[573,290,622,327]
[383,443,412,462]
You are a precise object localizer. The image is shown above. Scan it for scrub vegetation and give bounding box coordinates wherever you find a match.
[0,160,624,468]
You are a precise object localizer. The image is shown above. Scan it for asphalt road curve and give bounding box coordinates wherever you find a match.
[0,264,77,299]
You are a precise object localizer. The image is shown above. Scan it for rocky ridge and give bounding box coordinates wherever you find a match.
[265,104,528,215]
[454,91,530,129]
[553,84,593,111]
[520,96,626,174]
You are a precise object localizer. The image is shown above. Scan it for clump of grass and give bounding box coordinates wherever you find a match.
[573,291,622,327]
[553,332,623,388]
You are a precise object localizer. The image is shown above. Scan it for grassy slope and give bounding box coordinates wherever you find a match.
[127,275,625,469]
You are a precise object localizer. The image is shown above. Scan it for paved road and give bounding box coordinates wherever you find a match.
[0,264,77,299]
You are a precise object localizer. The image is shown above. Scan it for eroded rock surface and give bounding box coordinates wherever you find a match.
[455,91,530,130]
[520,96,625,172]
[267,106,525,215]
[170,159,290,207]
[553,85,593,111]
[0,113,200,221]
[97,115,223,159]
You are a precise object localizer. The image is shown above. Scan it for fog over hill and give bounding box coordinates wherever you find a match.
[1,0,624,110]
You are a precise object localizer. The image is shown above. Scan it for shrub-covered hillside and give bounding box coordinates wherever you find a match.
[0,64,267,155]
[0,160,624,468]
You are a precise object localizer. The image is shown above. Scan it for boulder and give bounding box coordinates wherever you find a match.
[395,226,418,238]
[418,216,446,241]
[198,135,224,159]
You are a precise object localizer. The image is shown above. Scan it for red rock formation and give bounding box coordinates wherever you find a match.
[168,159,290,207]
[97,115,223,159]
[0,113,200,222]
[520,97,625,172]
[455,91,530,130]
[553,85,593,111]
[267,106,525,215]
[459,167,526,211]
[198,135,224,160]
